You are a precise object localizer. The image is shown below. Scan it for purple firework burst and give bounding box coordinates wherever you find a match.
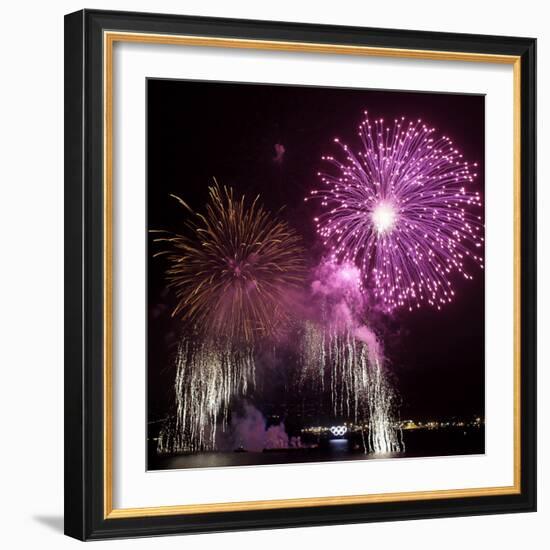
[307,112,484,312]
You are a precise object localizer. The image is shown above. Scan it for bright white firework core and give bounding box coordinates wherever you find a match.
[371,201,397,234]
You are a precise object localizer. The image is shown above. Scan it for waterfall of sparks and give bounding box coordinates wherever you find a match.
[157,338,255,453]
[300,261,403,453]
[154,181,306,453]
[307,114,484,312]
[300,321,403,453]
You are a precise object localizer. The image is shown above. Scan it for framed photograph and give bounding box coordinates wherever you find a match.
[64,9,536,540]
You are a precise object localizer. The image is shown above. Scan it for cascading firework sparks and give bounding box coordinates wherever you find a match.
[299,261,403,454]
[300,322,403,454]
[307,113,484,312]
[154,181,306,453]
[157,337,254,453]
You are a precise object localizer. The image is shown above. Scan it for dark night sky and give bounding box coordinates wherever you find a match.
[147,78,485,423]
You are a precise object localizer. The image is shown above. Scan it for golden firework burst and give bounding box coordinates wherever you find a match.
[153,181,306,343]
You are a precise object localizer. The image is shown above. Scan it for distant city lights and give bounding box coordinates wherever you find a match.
[301,417,483,435]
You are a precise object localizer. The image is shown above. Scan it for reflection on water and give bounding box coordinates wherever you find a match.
[149,427,484,471]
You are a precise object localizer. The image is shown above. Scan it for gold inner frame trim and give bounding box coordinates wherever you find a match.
[103,30,522,519]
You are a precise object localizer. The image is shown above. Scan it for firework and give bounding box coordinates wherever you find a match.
[299,261,403,454]
[154,181,306,343]
[155,181,305,452]
[157,337,254,453]
[307,113,484,311]
[300,322,403,454]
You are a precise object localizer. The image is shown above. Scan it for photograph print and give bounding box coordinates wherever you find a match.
[147,79,485,471]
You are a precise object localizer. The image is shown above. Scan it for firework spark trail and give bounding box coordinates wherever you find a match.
[155,181,306,452]
[300,261,403,453]
[366,357,402,454]
[157,338,255,453]
[307,113,484,312]
[300,321,403,453]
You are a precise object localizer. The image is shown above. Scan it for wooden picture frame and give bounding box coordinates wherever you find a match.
[64,9,536,540]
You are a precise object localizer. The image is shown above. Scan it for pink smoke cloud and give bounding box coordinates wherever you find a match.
[220,403,302,451]
[354,325,382,363]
